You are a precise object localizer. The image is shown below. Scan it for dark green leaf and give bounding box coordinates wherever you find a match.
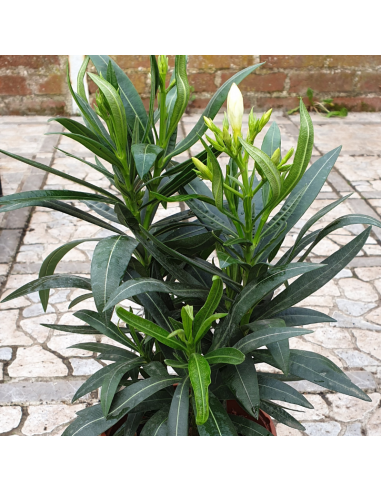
[91,235,137,323]
[101,358,143,417]
[1,275,91,303]
[41,323,98,336]
[73,310,136,351]
[140,408,169,436]
[105,278,209,311]
[62,404,119,436]
[258,374,313,409]
[167,377,190,436]
[212,262,324,350]
[234,327,312,355]
[196,392,237,436]
[289,350,371,401]
[260,400,305,431]
[204,348,245,366]
[223,356,260,419]
[261,122,281,158]
[109,375,181,418]
[230,415,273,436]
[0,149,119,201]
[132,144,164,179]
[257,228,371,319]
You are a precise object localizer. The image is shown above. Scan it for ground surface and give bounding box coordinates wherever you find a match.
[0,112,381,436]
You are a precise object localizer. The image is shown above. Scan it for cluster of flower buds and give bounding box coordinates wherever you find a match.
[203,83,275,160]
[192,156,213,181]
[247,108,272,144]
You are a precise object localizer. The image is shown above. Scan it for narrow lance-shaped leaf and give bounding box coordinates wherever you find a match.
[188,353,211,425]
[256,228,371,320]
[88,73,128,154]
[1,275,91,303]
[101,358,143,417]
[167,377,190,436]
[108,375,182,419]
[116,306,187,351]
[196,392,238,436]
[90,56,150,141]
[140,408,169,436]
[204,348,245,366]
[223,356,260,419]
[167,55,190,140]
[211,262,324,351]
[240,139,281,205]
[131,144,164,179]
[230,415,273,436]
[280,99,314,201]
[91,235,137,324]
[0,149,119,202]
[105,278,210,312]
[38,239,99,311]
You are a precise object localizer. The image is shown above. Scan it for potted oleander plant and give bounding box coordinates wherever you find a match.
[0,55,380,436]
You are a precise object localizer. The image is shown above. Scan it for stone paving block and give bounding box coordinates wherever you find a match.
[0,310,33,346]
[346,371,377,391]
[335,350,381,368]
[285,395,329,421]
[47,334,96,357]
[338,278,378,302]
[275,424,304,436]
[1,208,31,229]
[8,346,68,378]
[304,422,341,436]
[0,229,23,263]
[20,314,56,343]
[352,330,381,361]
[0,379,90,405]
[331,311,381,332]
[0,362,3,381]
[0,347,12,360]
[0,406,22,434]
[326,393,380,422]
[22,403,85,436]
[367,408,381,436]
[70,358,103,376]
[336,299,377,316]
[344,423,363,436]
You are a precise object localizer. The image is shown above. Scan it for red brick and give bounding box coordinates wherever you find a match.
[332,96,381,112]
[357,72,381,93]
[36,74,65,95]
[0,75,30,95]
[256,96,301,110]
[326,56,381,68]
[289,72,353,94]
[188,55,253,70]
[221,71,286,92]
[260,56,326,69]
[188,73,216,92]
[127,72,148,93]
[188,97,212,110]
[111,55,150,70]
[0,55,61,69]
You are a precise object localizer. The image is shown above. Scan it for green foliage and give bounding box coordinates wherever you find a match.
[0,55,377,436]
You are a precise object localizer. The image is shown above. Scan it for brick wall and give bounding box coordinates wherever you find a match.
[0,55,69,116]
[1,55,381,115]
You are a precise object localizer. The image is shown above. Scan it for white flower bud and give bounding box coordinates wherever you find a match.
[227,83,244,141]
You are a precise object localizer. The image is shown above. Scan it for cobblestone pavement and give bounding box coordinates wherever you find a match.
[1,112,381,436]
